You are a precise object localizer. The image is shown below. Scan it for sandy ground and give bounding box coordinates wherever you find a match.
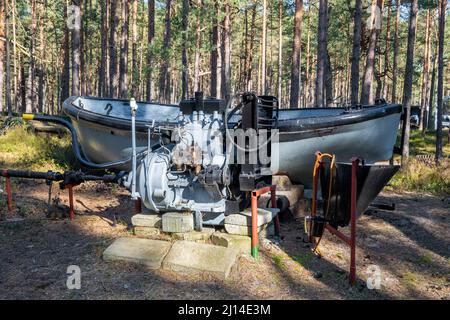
[0,179,449,300]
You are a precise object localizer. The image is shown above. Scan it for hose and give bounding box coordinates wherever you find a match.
[310,152,336,254]
[22,114,160,170]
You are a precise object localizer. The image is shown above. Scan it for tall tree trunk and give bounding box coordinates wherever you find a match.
[119,0,129,98]
[5,0,11,116]
[428,34,438,131]
[220,2,231,102]
[0,0,5,113]
[419,9,432,132]
[350,0,362,105]
[401,0,418,164]
[181,0,189,99]
[26,0,37,113]
[435,0,446,162]
[289,0,303,109]
[277,0,283,102]
[245,5,256,92]
[158,0,172,103]
[146,0,155,101]
[391,0,400,103]
[193,0,202,93]
[261,0,267,95]
[71,0,81,97]
[315,0,328,107]
[109,0,119,98]
[99,0,107,96]
[61,2,71,106]
[361,0,383,105]
[382,0,391,99]
[131,0,138,98]
[324,7,332,106]
[210,0,220,98]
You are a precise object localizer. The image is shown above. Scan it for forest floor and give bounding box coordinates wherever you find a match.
[0,179,448,300]
[0,123,449,299]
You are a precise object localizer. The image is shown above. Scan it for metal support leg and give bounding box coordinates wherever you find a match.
[349,157,359,285]
[251,192,259,260]
[5,177,13,213]
[271,187,281,237]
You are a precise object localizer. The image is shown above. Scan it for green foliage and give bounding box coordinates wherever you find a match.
[0,123,74,172]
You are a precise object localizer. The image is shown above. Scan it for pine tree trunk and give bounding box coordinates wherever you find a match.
[131,0,138,98]
[181,0,189,99]
[382,0,391,99]
[245,5,256,92]
[5,0,11,116]
[193,0,202,93]
[391,0,400,103]
[261,0,267,95]
[0,0,5,113]
[119,0,129,98]
[220,2,231,102]
[26,0,37,113]
[277,0,283,102]
[99,0,107,97]
[109,0,119,98]
[419,9,432,131]
[401,0,418,164]
[210,0,219,98]
[350,0,362,105]
[315,0,328,108]
[361,0,383,105]
[146,0,155,101]
[158,0,172,103]
[435,0,446,162]
[289,0,303,109]
[428,34,438,131]
[71,0,81,97]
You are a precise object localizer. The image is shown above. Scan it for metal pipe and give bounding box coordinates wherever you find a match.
[130,98,139,200]
[67,185,75,220]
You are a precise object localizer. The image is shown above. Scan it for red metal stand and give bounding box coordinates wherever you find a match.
[323,157,360,285]
[251,185,280,259]
[5,177,13,213]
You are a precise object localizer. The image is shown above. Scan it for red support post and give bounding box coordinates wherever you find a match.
[5,177,13,213]
[251,192,259,259]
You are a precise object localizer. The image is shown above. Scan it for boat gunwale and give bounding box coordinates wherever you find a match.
[63,96,403,134]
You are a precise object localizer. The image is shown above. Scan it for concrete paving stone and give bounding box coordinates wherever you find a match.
[162,212,194,233]
[224,208,279,227]
[162,240,238,279]
[103,237,172,269]
[133,226,160,237]
[131,214,162,228]
[211,232,251,254]
[171,227,215,242]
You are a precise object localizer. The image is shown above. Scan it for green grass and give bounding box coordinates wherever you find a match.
[389,129,450,196]
[272,255,285,269]
[0,121,74,171]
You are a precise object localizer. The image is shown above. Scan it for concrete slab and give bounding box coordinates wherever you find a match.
[131,214,162,228]
[162,241,238,279]
[224,208,279,227]
[162,212,194,233]
[211,232,251,254]
[133,226,160,237]
[103,237,172,269]
[171,227,215,242]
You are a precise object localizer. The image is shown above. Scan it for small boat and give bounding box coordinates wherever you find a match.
[63,96,403,188]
